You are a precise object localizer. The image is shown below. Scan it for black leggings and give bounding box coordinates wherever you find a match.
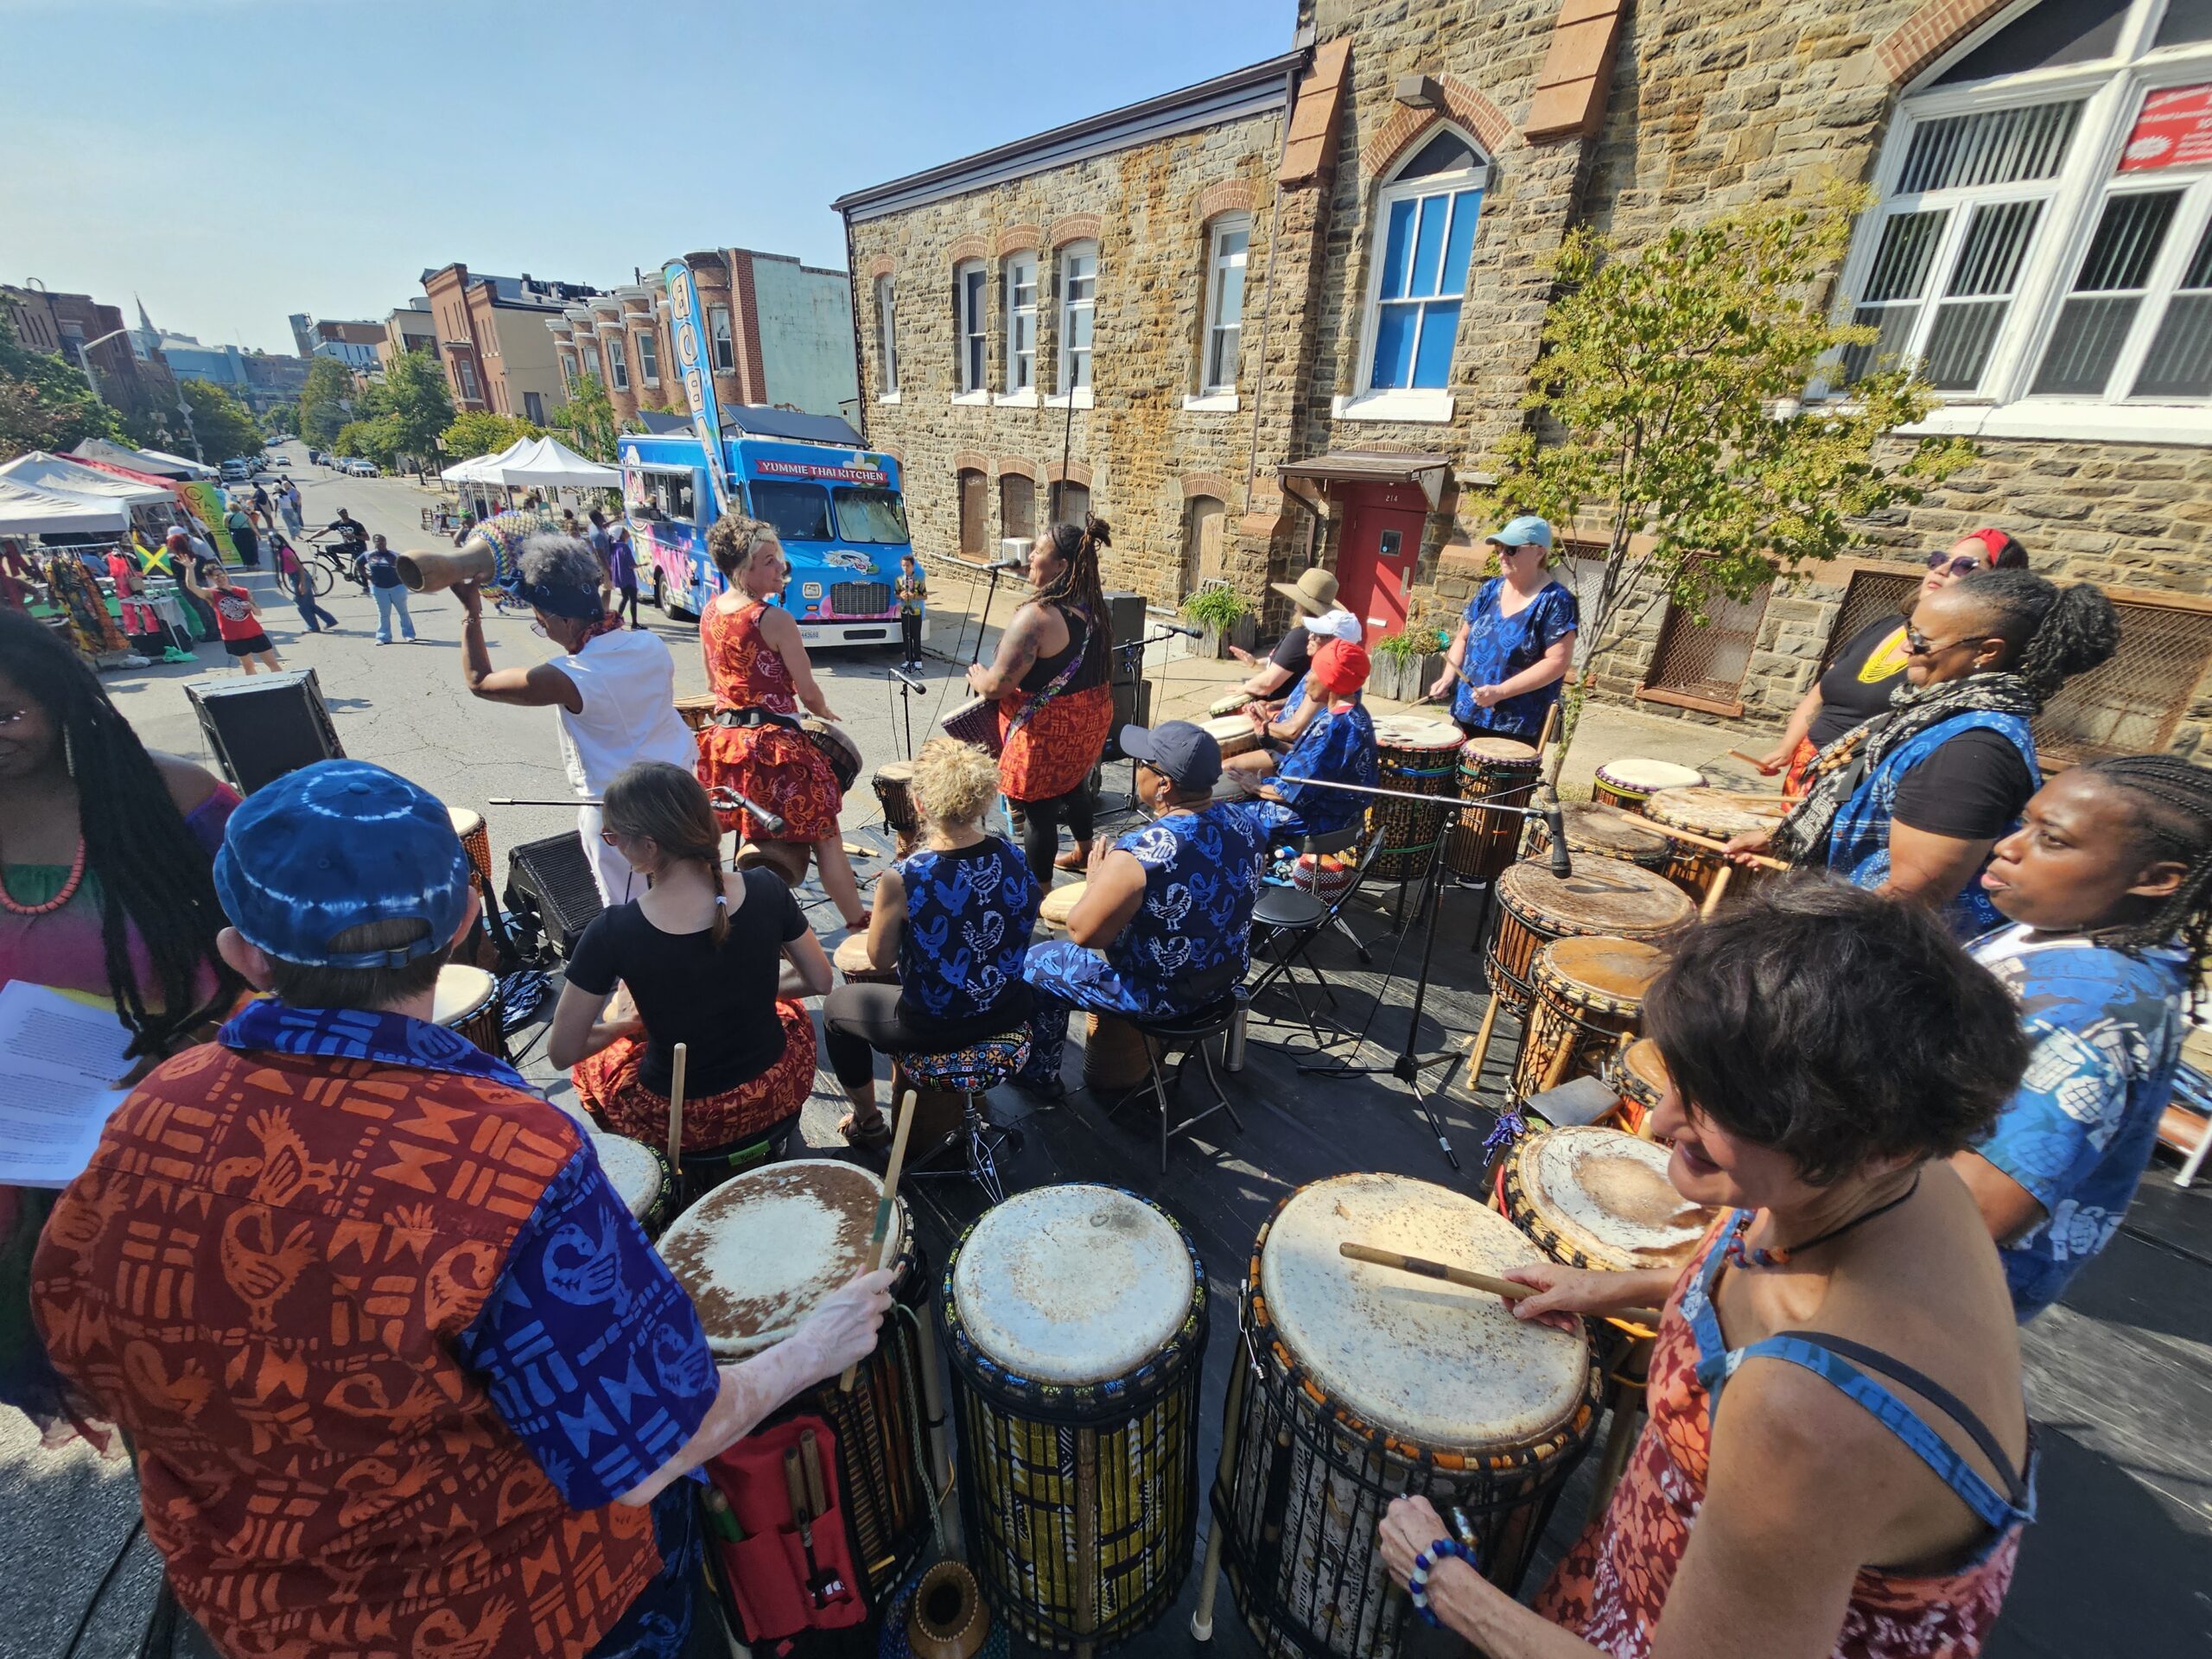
[1015,784,1095,886]
[899,612,923,662]
[822,982,1025,1089]
[616,582,639,627]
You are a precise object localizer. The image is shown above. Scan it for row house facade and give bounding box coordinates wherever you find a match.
[420,264,600,423]
[838,0,2212,762]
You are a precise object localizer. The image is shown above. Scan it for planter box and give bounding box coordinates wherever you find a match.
[1200,615,1257,659]
[1371,651,1444,702]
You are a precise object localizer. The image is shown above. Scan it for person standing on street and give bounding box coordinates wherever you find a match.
[280,480,303,536]
[249,480,273,531]
[223,499,261,573]
[896,550,926,670]
[160,526,221,642]
[355,533,417,644]
[185,562,283,674]
[593,510,640,629]
[272,532,338,634]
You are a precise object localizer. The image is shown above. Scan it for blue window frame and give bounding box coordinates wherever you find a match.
[1363,131,1489,392]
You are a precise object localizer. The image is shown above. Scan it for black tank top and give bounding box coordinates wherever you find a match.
[1019,600,1108,695]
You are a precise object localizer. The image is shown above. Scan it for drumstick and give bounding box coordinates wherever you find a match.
[1338,1243,1662,1325]
[840,1084,918,1393]
[1593,807,1792,872]
[1699,861,1733,921]
[665,1042,687,1187]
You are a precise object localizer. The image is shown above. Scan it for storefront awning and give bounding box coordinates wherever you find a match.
[1277,451,1452,508]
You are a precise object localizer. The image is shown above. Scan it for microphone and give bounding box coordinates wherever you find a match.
[1542,789,1573,880]
[710,786,786,838]
[887,665,925,692]
[1159,623,1203,639]
[987,556,1027,573]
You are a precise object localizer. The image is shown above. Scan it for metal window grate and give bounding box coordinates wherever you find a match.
[829,582,893,617]
[1897,102,2082,193]
[1643,578,1771,707]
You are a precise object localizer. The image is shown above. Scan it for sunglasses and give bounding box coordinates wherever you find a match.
[1903,625,1996,657]
[1924,552,1986,578]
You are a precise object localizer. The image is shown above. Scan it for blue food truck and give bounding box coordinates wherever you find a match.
[618,408,917,649]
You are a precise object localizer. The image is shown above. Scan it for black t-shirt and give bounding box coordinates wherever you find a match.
[1809,614,1913,748]
[1269,625,1314,677]
[1891,728,2037,842]
[563,869,806,1096]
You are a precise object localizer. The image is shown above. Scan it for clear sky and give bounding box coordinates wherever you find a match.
[3,0,1287,355]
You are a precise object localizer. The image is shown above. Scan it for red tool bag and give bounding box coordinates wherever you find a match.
[703,1414,868,1647]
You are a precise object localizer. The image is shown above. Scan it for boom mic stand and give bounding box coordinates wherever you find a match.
[887,664,924,760]
[1272,774,1572,1170]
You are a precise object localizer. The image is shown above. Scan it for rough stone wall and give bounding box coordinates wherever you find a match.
[848,111,1287,608]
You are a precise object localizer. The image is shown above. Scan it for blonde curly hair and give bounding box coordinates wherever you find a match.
[910,737,1001,830]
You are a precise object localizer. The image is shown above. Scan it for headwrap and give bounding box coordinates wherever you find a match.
[1311,639,1371,696]
[1961,527,2024,568]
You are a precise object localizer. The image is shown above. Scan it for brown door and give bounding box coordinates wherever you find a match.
[1334,482,1428,639]
[958,469,987,557]
[1182,495,1225,593]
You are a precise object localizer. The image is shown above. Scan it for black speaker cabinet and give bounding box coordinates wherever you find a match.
[1103,590,1147,683]
[1103,681,1154,760]
[505,831,604,961]
[184,669,343,795]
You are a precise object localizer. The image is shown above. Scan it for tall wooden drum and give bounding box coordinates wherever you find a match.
[1207,1173,1599,1659]
[1085,1013,1154,1094]
[1203,714,1265,761]
[871,760,919,855]
[675,693,718,734]
[942,1184,1208,1651]
[1485,859,1694,1016]
[1366,717,1465,881]
[447,806,493,892]
[1522,801,1671,872]
[1038,879,1085,937]
[1511,937,1667,1102]
[834,933,899,987]
[430,963,506,1060]
[589,1130,672,1238]
[1443,736,1540,881]
[1604,1037,1670,1135]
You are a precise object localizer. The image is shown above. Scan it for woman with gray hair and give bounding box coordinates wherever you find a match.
[453,531,696,903]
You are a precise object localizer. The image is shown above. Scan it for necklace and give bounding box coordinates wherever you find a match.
[0,834,88,917]
[1724,1172,1923,1270]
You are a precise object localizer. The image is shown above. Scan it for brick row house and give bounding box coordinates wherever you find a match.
[836,0,2212,760]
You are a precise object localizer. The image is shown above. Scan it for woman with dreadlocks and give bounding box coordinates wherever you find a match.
[1948,753,2207,1321]
[0,607,242,1438]
[1727,569,2120,936]
[967,517,1116,883]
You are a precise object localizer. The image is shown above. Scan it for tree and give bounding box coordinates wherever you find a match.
[179,379,263,463]
[0,312,124,459]
[550,372,617,462]
[441,410,541,461]
[381,350,455,474]
[1476,191,1974,760]
[298,356,355,448]
[262,400,301,436]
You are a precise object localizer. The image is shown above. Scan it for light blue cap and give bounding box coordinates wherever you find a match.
[1489,515,1554,551]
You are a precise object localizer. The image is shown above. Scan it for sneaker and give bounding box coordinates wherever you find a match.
[376,638,390,646]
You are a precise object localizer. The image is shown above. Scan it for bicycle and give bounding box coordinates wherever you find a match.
[302,531,371,596]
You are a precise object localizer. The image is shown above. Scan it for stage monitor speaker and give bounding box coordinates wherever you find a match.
[184,669,342,795]
[1103,681,1154,760]
[1103,591,1147,683]
[505,831,603,961]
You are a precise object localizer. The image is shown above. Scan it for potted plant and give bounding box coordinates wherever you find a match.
[1181,582,1255,660]
[1370,622,1447,702]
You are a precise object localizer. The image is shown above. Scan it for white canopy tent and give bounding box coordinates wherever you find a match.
[68,438,201,480]
[137,447,218,480]
[0,479,130,536]
[0,451,174,508]
[439,438,531,485]
[492,436,620,489]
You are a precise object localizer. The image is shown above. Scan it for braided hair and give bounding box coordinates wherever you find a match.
[0,611,238,1057]
[1953,569,2120,702]
[603,761,731,948]
[1029,515,1114,660]
[2081,753,2212,1009]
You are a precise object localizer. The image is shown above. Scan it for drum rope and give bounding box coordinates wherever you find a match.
[890,1302,949,1560]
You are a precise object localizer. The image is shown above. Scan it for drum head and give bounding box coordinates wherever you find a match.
[1644,786,1789,840]
[591,1131,662,1222]
[1371,716,1465,753]
[874,760,915,785]
[1595,757,1705,792]
[430,964,497,1026]
[1496,857,1696,938]
[658,1160,905,1357]
[1557,803,1669,860]
[1261,1173,1589,1451]
[447,805,483,838]
[1615,1036,1669,1101]
[833,934,884,975]
[1460,736,1537,766]
[951,1185,1193,1385]
[1039,880,1086,926]
[1539,936,1665,1004]
[1521,1127,1715,1271]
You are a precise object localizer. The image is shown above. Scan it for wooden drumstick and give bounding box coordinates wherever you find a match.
[665,1041,688,1184]
[840,1084,918,1393]
[1465,993,1505,1099]
[1595,807,1792,872]
[1699,861,1734,921]
[1338,1243,1662,1325]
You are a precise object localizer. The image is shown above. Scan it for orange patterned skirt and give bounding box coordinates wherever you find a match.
[999,682,1113,803]
[695,720,841,842]
[571,1001,817,1153]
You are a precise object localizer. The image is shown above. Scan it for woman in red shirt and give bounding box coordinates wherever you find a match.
[185,560,283,674]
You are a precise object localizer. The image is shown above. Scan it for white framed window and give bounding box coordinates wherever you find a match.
[1058,241,1096,395]
[1002,252,1038,396]
[557,347,576,393]
[954,259,988,396]
[606,334,628,391]
[635,329,659,387]
[874,275,899,397]
[1200,215,1249,396]
[1341,130,1490,422]
[709,305,734,372]
[455,357,479,401]
[1831,0,2212,442]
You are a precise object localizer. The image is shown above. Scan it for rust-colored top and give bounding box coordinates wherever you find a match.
[702,597,798,714]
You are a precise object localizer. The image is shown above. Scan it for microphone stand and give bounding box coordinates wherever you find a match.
[887,665,924,760]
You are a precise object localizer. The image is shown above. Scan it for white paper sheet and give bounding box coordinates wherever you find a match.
[0,982,136,1187]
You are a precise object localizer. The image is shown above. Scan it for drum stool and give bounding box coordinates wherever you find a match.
[1107,992,1246,1173]
[1249,826,1372,1047]
[902,1033,1030,1207]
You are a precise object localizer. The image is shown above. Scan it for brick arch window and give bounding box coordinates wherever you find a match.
[1829,0,2212,440]
[957,467,988,557]
[1345,125,1493,420]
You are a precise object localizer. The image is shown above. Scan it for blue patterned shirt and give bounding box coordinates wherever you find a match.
[1105,803,1271,1015]
[1967,926,2188,1321]
[1451,579,1578,737]
[1273,701,1378,836]
[897,834,1040,1023]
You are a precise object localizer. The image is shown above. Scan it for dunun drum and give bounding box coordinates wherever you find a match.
[1039,879,1086,936]
[1485,859,1695,1016]
[1604,1037,1669,1135]
[430,963,507,1060]
[1366,717,1465,882]
[1443,736,1541,881]
[1510,937,1668,1103]
[1642,785,1790,905]
[675,693,718,734]
[1499,1127,1715,1274]
[1085,1012,1154,1095]
[1590,757,1705,814]
[804,714,864,795]
[941,1184,1207,1651]
[872,760,919,855]
[1209,1173,1599,1658]
[835,933,900,987]
[448,806,493,892]
[1522,801,1671,872]
[660,1160,935,1599]
[1203,713,1265,762]
[590,1130,672,1237]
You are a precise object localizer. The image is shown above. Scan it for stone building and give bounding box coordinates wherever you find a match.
[836,0,2212,760]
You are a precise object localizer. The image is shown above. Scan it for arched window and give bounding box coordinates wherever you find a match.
[1001,472,1035,543]
[1833,0,2212,438]
[957,467,988,557]
[1346,128,1491,419]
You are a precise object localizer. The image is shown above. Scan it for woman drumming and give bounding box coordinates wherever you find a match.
[825,739,1041,1148]
[1758,529,2029,793]
[0,609,242,1440]
[967,516,1116,882]
[1380,882,2035,1659]
[695,513,868,929]
[548,761,834,1187]
[1728,569,2119,936]
[1426,516,1578,741]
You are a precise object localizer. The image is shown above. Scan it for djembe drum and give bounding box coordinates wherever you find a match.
[1442,735,1541,880]
[1038,879,1085,937]
[941,1184,1207,1651]
[1485,859,1694,1017]
[1510,937,1667,1103]
[447,806,493,893]
[430,963,507,1061]
[589,1130,673,1238]
[1642,785,1790,906]
[1522,801,1671,872]
[1366,716,1465,882]
[872,760,919,854]
[1203,713,1265,762]
[1590,756,1704,814]
[1604,1036,1669,1135]
[1198,1172,1599,1659]
[675,694,718,734]
[834,933,899,987]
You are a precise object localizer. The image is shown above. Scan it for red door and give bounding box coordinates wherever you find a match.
[1333,482,1429,640]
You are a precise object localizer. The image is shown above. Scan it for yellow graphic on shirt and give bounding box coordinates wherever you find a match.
[1857,626,1911,684]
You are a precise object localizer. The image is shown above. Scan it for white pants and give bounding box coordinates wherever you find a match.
[580,804,641,906]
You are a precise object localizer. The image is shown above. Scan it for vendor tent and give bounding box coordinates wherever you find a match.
[0,479,129,536]
[137,448,219,479]
[493,436,620,489]
[69,438,200,480]
[439,439,531,485]
[1,451,173,507]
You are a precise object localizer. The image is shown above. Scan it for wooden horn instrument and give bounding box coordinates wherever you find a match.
[396,537,497,594]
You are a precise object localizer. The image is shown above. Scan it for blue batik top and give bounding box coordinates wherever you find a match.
[1824,711,2038,938]
[1967,925,2188,1321]
[1452,579,1578,736]
[1106,803,1271,1015]
[1274,701,1378,836]
[897,833,1041,1025]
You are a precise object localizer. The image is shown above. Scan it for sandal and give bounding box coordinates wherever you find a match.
[839,1109,893,1150]
[1053,847,1090,873]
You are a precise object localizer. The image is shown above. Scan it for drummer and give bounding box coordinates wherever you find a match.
[1952,754,2205,1320]
[1380,881,2034,1657]
[1014,721,1268,1098]
[30,758,896,1659]
[1426,516,1577,742]
[1232,639,1379,843]
[1220,567,1363,712]
[824,737,1042,1148]
[550,761,834,1177]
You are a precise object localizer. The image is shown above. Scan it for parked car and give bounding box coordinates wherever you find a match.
[219,458,253,482]
[341,458,378,478]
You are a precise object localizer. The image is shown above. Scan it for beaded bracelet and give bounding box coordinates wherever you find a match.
[1408,1536,1479,1626]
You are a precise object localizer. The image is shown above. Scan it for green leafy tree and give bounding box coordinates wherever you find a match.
[380,350,455,474]
[262,400,301,437]
[1475,190,1974,761]
[179,379,263,463]
[0,312,124,459]
[550,372,618,461]
[298,356,356,448]
[440,410,542,461]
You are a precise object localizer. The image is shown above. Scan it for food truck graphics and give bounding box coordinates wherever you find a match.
[619,416,919,650]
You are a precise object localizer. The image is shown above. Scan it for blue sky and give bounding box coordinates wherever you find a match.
[3,0,1286,354]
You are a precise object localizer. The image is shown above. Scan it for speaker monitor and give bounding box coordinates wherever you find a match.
[184,669,343,795]
[1103,681,1154,760]
[505,831,604,961]
[1103,590,1147,684]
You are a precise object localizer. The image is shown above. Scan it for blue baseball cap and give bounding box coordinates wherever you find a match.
[1488,515,1554,551]
[214,760,472,969]
[1118,721,1222,791]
